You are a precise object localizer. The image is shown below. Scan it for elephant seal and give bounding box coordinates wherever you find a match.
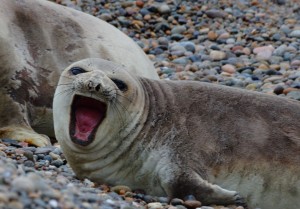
[0,0,158,146]
[54,58,300,209]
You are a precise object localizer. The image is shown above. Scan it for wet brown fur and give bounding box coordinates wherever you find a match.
[138,78,300,208]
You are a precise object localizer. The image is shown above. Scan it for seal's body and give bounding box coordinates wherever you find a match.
[54,58,300,209]
[0,0,158,146]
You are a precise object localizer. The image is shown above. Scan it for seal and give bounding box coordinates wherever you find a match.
[0,0,158,146]
[54,58,300,209]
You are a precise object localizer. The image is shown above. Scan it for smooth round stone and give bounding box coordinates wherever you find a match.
[205,9,227,18]
[175,206,188,209]
[226,38,236,44]
[49,152,60,160]
[207,31,218,40]
[24,160,35,167]
[111,185,131,194]
[280,25,291,34]
[183,195,196,201]
[253,45,275,54]
[99,13,113,21]
[172,57,189,65]
[153,47,164,55]
[170,198,184,206]
[158,197,169,203]
[143,195,157,203]
[241,69,253,74]
[51,159,64,167]
[189,55,201,62]
[283,52,295,61]
[147,202,163,209]
[154,22,170,32]
[272,33,281,41]
[210,45,221,50]
[183,200,201,208]
[273,45,287,56]
[157,4,171,14]
[55,174,69,185]
[291,82,300,88]
[0,151,6,157]
[179,42,196,53]
[253,45,274,61]
[170,44,186,52]
[170,34,184,41]
[171,25,187,35]
[273,85,284,95]
[246,83,258,91]
[269,56,284,64]
[170,50,185,56]
[35,147,55,155]
[12,173,49,192]
[222,64,236,74]
[291,60,300,68]
[287,91,300,100]
[218,32,230,40]
[209,50,226,61]
[199,28,209,35]
[290,30,300,38]
[23,151,34,161]
[140,8,150,16]
[161,67,175,74]
[157,37,169,46]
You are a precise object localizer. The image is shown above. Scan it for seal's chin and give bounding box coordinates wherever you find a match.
[70,95,107,146]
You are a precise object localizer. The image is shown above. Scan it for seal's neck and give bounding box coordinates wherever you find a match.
[137,78,178,147]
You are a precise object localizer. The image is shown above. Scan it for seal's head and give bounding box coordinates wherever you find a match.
[53,58,146,158]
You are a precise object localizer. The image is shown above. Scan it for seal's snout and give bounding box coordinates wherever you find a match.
[87,81,101,92]
[70,95,107,146]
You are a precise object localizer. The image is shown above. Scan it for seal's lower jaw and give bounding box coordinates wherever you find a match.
[70,95,107,146]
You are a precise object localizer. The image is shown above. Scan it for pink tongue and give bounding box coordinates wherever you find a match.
[74,107,103,141]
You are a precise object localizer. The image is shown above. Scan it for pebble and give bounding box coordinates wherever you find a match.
[253,45,275,61]
[290,30,300,38]
[184,200,202,208]
[157,4,171,14]
[171,25,187,35]
[111,185,132,194]
[273,85,284,95]
[221,64,236,74]
[208,31,218,40]
[287,91,300,100]
[147,202,163,209]
[12,173,49,192]
[205,9,228,18]
[210,51,226,61]
[171,198,184,206]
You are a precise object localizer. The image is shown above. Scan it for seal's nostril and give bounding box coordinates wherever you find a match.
[95,84,101,91]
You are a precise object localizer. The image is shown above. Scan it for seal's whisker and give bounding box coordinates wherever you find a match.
[56,83,73,87]
[110,101,128,130]
[54,88,74,98]
[115,92,133,104]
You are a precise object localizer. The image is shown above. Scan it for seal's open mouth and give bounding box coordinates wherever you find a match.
[70,95,107,146]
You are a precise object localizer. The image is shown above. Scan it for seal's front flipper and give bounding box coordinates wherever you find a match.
[168,171,247,207]
[0,125,51,147]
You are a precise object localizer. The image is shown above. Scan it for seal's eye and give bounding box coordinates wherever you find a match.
[111,78,128,91]
[70,67,86,75]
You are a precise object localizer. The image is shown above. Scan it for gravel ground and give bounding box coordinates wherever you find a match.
[1,0,300,208]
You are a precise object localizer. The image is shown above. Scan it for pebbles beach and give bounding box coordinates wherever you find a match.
[1,0,299,208]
